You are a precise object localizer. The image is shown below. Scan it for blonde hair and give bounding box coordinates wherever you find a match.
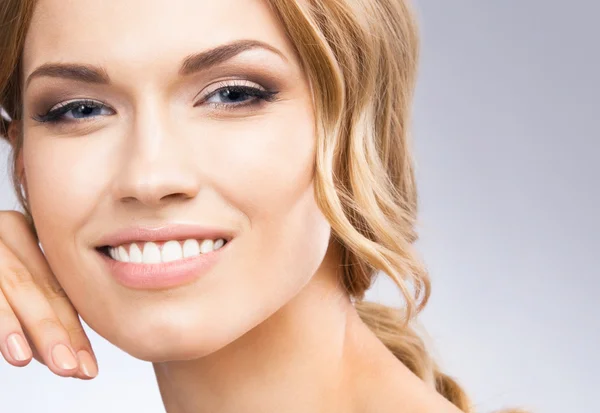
[0,1,527,412]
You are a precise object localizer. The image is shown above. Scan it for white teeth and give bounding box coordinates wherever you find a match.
[107,238,227,264]
[182,239,201,258]
[199,239,214,254]
[142,242,162,264]
[213,238,225,250]
[129,243,143,263]
[161,240,183,263]
[117,246,130,263]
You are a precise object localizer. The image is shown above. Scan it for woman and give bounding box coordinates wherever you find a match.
[0,0,524,412]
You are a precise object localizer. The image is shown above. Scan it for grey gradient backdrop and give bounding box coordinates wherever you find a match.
[0,1,597,412]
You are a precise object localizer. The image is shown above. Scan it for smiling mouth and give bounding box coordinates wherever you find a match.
[96,237,230,265]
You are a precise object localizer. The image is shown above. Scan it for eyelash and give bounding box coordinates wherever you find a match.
[32,83,280,124]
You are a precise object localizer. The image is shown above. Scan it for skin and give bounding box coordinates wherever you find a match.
[2,0,463,411]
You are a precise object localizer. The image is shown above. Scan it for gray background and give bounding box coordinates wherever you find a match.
[0,1,597,412]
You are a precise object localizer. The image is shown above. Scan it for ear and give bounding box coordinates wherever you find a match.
[7,121,27,191]
[7,120,21,147]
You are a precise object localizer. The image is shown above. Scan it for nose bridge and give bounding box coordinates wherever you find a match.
[112,95,199,206]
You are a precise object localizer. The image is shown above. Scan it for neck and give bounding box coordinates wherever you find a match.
[152,241,364,413]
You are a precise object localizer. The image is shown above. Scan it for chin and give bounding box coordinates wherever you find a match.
[105,317,234,362]
[124,338,225,363]
[85,293,276,363]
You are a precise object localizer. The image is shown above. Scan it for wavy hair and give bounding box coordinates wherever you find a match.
[0,1,527,412]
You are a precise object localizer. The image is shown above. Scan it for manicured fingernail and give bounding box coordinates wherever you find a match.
[77,350,98,378]
[51,343,78,370]
[7,333,32,361]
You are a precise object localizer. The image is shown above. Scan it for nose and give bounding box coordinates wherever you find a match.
[111,100,201,208]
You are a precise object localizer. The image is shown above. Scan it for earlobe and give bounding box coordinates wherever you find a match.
[7,120,21,147]
[6,121,27,192]
[16,153,26,195]
[18,164,27,192]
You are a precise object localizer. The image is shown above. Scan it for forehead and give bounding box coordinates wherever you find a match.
[22,0,295,78]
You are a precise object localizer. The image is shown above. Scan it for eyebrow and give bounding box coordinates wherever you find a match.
[24,39,288,89]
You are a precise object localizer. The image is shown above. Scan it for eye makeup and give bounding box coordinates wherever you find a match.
[26,60,291,128]
[32,79,280,125]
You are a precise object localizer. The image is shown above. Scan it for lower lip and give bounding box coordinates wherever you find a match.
[97,240,231,290]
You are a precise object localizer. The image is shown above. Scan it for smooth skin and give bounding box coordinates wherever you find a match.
[1,0,462,412]
[0,211,94,379]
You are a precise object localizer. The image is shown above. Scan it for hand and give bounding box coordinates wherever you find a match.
[0,210,98,379]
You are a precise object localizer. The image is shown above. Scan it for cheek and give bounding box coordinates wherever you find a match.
[21,135,107,300]
[208,106,331,300]
[221,106,324,261]
[211,105,318,220]
[23,137,105,231]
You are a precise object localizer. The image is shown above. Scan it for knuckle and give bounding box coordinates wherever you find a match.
[0,210,27,232]
[0,266,34,292]
[41,279,69,301]
[37,317,65,335]
[64,323,85,337]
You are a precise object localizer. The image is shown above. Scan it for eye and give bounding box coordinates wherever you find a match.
[33,99,115,124]
[197,80,279,110]
[31,80,280,125]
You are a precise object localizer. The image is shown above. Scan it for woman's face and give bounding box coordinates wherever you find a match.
[18,0,333,361]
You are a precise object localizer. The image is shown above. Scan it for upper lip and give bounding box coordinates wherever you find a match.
[96,223,237,247]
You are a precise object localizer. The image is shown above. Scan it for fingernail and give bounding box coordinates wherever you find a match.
[77,350,98,378]
[51,343,78,370]
[6,333,32,361]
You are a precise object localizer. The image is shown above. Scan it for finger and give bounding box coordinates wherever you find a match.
[0,241,80,377]
[0,211,98,379]
[47,299,98,380]
[23,329,45,365]
[0,287,33,367]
